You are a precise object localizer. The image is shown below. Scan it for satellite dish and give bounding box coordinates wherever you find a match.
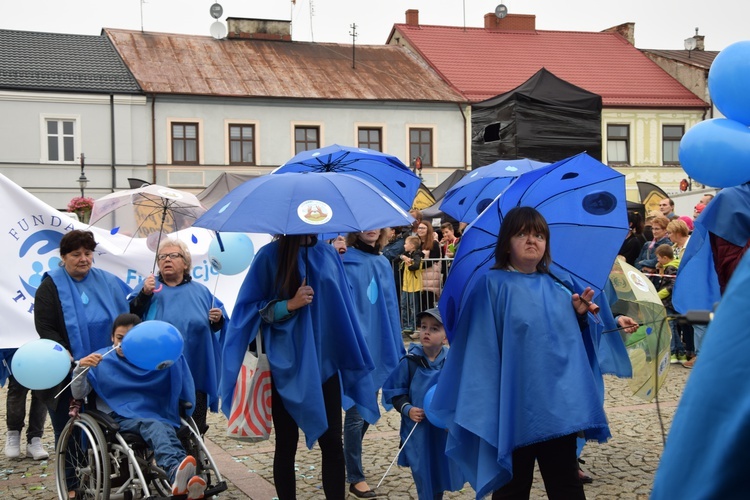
[210,21,227,40]
[684,37,697,51]
[210,2,223,19]
[495,4,508,19]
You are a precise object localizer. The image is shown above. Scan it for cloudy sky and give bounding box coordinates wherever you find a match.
[1,0,746,51]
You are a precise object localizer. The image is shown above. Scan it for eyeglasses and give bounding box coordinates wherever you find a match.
[157,252,184,261]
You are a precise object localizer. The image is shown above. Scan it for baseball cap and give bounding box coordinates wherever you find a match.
[416,307,443,325]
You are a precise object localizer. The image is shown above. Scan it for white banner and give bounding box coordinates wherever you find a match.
[1,174,270,349]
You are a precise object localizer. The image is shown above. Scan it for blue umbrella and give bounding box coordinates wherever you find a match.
[272,144,420,211]
[440,158,548,222]
[439,152,628,338]
[193,172,414,235]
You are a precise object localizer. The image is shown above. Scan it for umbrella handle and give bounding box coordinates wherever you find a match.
[153,283,163,293]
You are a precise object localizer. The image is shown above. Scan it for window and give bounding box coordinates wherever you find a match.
[358,127,382,151]
[295,126,320,154]
[172,123,198,164]
[662,125,684,165]
[46,119,75,162]
[606,124,629,164]
[409,128,433,167]
[229,124,255,165]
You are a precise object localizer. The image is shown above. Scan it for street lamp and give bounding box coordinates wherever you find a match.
[78,153,89,198]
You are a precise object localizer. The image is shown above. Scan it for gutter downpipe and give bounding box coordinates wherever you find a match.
[151,94,157,183]
[110,94,116,192]
[458,102,469,170]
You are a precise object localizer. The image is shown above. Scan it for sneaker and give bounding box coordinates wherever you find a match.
[670,354,679,364]
[186,475,207,499]
[677,352,688,363]
[683,357,697,369]
[4,431,20,458]
[172,455,197,495]
[25,437,49,460]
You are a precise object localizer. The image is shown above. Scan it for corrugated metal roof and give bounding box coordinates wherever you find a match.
[104,28,466,103]
[640,49,719,70]
[0,29,141,94]
[391,23,708,108]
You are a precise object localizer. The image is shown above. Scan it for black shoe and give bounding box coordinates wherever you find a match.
[349,483,378,498]
[578,467,593,484]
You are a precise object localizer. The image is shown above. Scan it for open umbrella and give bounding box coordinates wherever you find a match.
[272,144,420,211]
[440,158,548,222]
[609,259,671,401]
[89,184,206,269]
[439,152,628,337]
[193,172,414,235]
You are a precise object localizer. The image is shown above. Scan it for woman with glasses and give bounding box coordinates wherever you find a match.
[131,238,226,436]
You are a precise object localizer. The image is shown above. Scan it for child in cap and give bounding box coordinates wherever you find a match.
[382,308,466,499]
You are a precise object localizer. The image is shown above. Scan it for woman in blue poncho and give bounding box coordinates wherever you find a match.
[131,238,226,436]
[221,234,378,500]
[431,207,610,499]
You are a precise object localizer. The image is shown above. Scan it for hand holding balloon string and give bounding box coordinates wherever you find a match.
[54,344,120,399]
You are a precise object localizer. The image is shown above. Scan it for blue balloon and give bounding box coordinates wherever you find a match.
[208,233,254,275]
[423,384,448,429]
[708,41,750,126]
[679,118,750,188]
[11,339,71,390]
[120,320,184,370]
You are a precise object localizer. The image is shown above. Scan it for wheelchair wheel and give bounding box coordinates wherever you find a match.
[55,413,111,500]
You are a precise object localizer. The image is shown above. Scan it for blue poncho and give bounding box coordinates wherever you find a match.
[431,269,610,498]
[135,279,226,412]
[220,239,378,448]
[342,246,405,394]
[652,251,750,499]
[382,344,466,500]
[47,267,131,359]
[87,348,195,428]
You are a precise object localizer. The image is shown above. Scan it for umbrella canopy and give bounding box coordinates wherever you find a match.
[193,172,414,235]
[272,144,420,211]
[440,158,548,222]
[439,152,628,337]
[89,184,206,250]
[609,259,671,401]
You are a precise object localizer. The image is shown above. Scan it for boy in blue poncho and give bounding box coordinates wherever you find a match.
[71,314,206,499]
[382,308,466,500]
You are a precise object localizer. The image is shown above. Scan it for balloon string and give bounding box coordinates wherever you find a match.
[211,274,221,309]
[54,344,119,400]
[2,359,11,377]
[377,421,419,489]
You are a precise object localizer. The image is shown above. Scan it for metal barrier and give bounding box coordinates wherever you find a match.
[391,257,453,334]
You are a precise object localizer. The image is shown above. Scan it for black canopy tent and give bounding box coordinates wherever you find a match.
[472,68,602,166]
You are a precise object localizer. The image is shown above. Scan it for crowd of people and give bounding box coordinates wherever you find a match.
[3,186,742,499]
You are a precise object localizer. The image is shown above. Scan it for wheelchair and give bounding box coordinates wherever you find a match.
[54,402,227,499]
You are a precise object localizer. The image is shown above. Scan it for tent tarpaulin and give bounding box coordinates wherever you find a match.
[197,172,260,208]
[472,68,602,166]
[421,170,469,219]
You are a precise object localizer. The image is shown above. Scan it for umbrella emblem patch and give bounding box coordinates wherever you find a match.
[627,270,651,292]
[298,200,333,225]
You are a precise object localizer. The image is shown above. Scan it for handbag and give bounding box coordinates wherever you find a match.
[422,263,442,298]
[226,330,272,442]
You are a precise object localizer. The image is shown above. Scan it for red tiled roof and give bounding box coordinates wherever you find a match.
[104,28,465,103]
[391,24,707,108]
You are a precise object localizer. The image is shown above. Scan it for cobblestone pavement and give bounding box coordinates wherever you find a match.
[0,362,690,499]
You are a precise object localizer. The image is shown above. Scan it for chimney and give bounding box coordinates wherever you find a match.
[226,17,292,41]
[602,22,635,46]
[405,9,419,27]
[692,35,705,51]
[484,13,536,31]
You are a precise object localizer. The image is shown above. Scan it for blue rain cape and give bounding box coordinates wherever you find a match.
[47,267,131,359]
[673,183,750,312]
[652,250,750,499]
[382,344,466,500]
[134,279,226,413]
[431,269,610,498]
[342,246,405,405]
[220,239,378,448]
[87,348,195,428]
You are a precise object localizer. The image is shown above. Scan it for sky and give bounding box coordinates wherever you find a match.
[0,0,747,51]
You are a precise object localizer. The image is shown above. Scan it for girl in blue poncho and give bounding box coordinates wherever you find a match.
[431,207,610,499]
